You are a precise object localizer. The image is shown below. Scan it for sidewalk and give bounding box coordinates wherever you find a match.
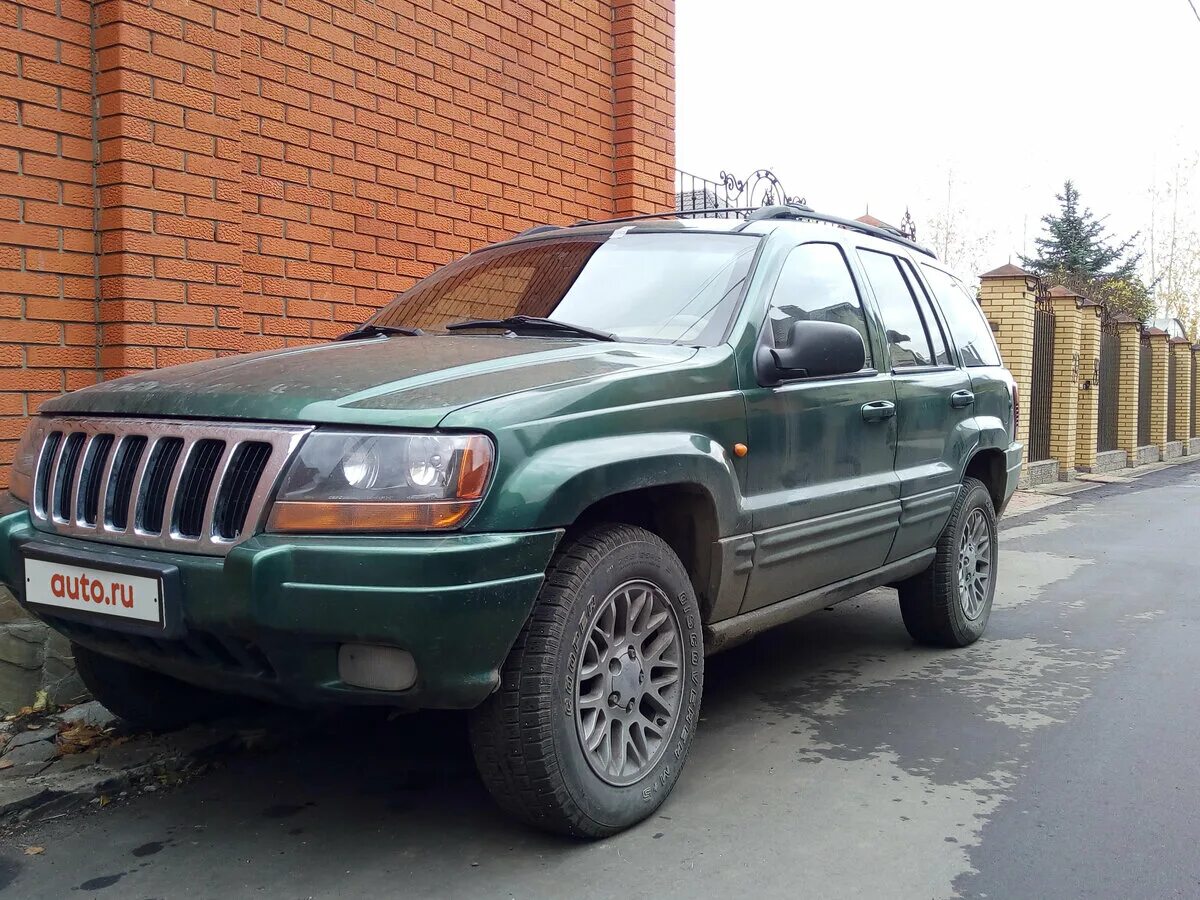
[1004,452,1200,518]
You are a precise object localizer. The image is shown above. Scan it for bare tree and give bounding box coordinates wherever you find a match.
[1147,154,1200,337]
[921,171,994,283]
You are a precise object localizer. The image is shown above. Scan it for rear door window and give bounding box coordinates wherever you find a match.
[857,249,934,369]
[920,265,1002,367]
[899,259,952,366]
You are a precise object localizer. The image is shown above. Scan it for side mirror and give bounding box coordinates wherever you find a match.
[758,320,866,384]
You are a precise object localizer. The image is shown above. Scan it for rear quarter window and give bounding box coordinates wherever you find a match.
[920,265,1002,367]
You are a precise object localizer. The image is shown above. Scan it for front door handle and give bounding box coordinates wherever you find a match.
[950,390,975,409]
[861,400,896,422]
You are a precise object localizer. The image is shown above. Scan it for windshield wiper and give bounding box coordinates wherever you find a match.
[446,315,617,342]
[337,323,424,341]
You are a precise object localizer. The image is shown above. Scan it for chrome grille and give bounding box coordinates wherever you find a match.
[27,417,311,555]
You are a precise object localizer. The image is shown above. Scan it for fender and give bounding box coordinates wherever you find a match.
[465,431,745,536]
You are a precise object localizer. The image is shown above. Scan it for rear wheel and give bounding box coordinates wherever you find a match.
[898,476,997,647]
[469,524,704,838]
[72,642,230,731]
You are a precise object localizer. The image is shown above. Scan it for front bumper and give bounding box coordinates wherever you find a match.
[0,499,562,709]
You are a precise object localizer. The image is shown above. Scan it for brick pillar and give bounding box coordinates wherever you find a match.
[1146,329,1170,451]
[978,264,1038,462]
[612,0,675,216]
[1171,339,1193,451]
[1193,345,1200,444]
[1075,300,1101,471]
[1047,286,1082,477]
[1115,318,1142,458]
[93,0,244,378]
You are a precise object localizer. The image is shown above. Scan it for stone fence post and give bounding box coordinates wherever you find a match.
[1075,298,1102,472]
[1192,344,1200,453]
[1170,338,1192,453]
[978,264,1039,462]
[1047,286,1082,477]
[1114,315,1142,460]
[1145,328,1171,455]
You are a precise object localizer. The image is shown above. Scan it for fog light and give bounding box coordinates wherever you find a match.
[338,644,417,692]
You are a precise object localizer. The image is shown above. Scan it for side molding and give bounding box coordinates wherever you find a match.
[704,549,935,654]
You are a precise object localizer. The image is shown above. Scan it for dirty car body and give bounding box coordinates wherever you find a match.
[1,208,1021,836]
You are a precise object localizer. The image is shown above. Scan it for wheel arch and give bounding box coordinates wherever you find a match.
[963,447,1007,513]
[570,483,722,619]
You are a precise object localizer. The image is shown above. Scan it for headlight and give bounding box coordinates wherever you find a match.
[9,419,47,505]
[266,430,494,533]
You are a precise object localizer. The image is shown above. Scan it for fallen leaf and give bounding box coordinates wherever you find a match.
[24,847,44,856]
[56,722,108,756]
[98,794,110,807]
[31,690,48,713]
[0,760,13,770]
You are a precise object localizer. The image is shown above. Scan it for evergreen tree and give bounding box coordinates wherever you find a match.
[1021,180,1152,320]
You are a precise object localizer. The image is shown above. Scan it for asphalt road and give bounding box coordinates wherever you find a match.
[3,461,1199,899]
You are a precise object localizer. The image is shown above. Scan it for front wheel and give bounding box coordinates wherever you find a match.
[469,524,704,838]
[898,476,998,647]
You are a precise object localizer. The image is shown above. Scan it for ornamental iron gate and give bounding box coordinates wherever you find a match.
[1138,334,1152,447]
[1028,292,1056,462]
[1168,350,1178,442]
[1096,323,1121,452]
[673,169,920,240]
[674,168,806,218]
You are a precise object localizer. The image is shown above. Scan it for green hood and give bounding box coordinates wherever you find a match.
[40,335,698,428]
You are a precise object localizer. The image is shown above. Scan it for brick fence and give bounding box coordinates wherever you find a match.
[0,0,676,490]
[978,264,1200,486]
[0,0,676,710]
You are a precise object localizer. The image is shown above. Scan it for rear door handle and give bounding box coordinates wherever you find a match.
[861,400,896,422]
[950,390,975,409]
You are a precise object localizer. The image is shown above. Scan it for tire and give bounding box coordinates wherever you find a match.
[72,642,230,731]
[468,524,704,838]
[897,476,998,648]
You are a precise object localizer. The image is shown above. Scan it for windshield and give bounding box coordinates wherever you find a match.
[368,230,761,344]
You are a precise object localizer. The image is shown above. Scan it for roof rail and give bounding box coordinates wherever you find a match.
[556,204,936,258]
[514,224,561,237]
[745,204,935,257]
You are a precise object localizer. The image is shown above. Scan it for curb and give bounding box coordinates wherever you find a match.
[0,704,314,827]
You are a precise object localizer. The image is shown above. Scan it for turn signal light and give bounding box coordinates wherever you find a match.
[267,500,477,532]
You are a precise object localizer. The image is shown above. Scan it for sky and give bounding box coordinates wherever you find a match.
[675,0,1200,279]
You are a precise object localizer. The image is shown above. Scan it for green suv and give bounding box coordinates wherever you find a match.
[2,205,1020,837]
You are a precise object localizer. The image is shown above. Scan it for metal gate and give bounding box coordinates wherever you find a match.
[1096,324,1121,452]
[1028,296,1056,461]
[1138,334,1152,447]
[674,168,806,218]
[1167,349,1178,442]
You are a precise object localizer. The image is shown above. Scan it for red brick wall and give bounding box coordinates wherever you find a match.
[0,0,676,488]
[0,0,100,472]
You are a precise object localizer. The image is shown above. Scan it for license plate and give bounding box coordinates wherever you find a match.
[24,555,164,626]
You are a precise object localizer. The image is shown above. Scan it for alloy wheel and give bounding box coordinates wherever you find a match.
[574,579,683,787]
[957,508,992,620]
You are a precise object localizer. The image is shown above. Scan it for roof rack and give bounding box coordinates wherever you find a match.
[553,204,936,258]
[745,204,935,257]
